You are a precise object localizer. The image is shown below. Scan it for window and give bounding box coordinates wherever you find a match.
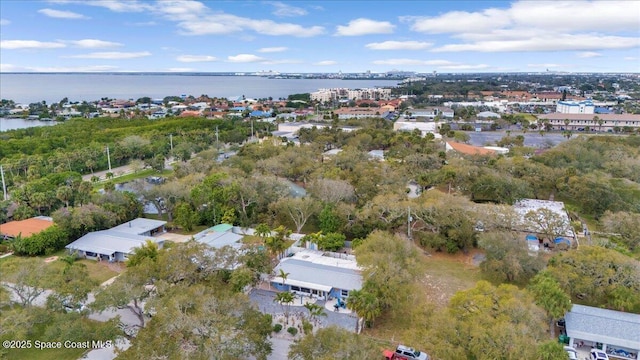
[341,289,349,297]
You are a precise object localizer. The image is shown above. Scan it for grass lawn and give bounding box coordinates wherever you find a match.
[417,250,484,307]
[76,260,121,284]
[92,168,173,190]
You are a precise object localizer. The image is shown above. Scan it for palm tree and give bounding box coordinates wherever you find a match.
[277,269,289,288]
[346,289,381,332]
[255,223,271,243]
[303,303,327,323]
[594,116,602,133]
[274,291,295,325]
[265,225,290,259]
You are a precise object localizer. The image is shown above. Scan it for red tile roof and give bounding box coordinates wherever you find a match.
[0,218,54,238]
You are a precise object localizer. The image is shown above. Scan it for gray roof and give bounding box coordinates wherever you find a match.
[275,258,362,291]
[565,304,640,350]
[110,218,166,235]
[65,230,160,256]
[195,230,243,250]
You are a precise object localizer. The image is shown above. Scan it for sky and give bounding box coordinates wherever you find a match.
[0,0,639,74]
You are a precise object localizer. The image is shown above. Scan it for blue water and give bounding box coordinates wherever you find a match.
[0,73,399,105]
[0,117,56,132]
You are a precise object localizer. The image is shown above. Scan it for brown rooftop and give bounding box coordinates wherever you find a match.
[0,218,54,238]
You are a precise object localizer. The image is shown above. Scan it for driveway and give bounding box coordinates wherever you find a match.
[249,288,358,333]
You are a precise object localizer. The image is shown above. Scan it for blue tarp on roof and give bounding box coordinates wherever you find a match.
[250,110,271,117]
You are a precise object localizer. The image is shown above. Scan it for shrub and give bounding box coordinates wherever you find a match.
[273,324,282,333]
[302,320,313,334]
[287,327,298,336]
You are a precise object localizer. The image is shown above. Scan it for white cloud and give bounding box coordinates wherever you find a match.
[1,40,66,49]
[371,58,487,70]
[176,55,217,63]
[67,51,151,59]
[313,60,337,66]
[372,59,455,66]
[406,1,640,53]
[365,41,432,50]
[335,18,395,36]
[439,64,489,70]
[0,63,19,72]
[270,2,307,17]
[82,0,151,13]
[68,39,123,48]
[227,54,266,63]
[25,65,119,72]
[151,1,323,37]
[0,19,10,26]
[38,8,89,19]
[263,59,303,65]
[577,51,602,58]
[432,34,640,52]
[527,63,566,68]
[258,47,288,53]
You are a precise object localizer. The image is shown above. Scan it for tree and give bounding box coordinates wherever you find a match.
[524,207,571,244]
[56,185,73,208]
[601,211,640,250]
[1,258,54,307]
[308,178,355,203]
[528,272,573,336]
[440,281,549,360]
[255,223,271,241]
[126,240,159,267]
[478,231,544,283]
[173,202,198,231]
[303,302,327,323]
[318,203,346,233]
[274,291,295,325]
[355,231,422,314]
[271,197,321,233]
[346,288,381,331]
[265,225,290,258]
[315,232,346,251]
[288,326,381,360]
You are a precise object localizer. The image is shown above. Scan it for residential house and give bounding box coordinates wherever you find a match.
[65,218,166,262]
[271,249,362,301]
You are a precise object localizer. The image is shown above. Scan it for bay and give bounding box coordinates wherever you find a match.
[0,73,400,105]
[0,117,57,132]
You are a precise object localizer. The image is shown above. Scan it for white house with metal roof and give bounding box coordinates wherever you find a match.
[271,249,362,301]
[565,304,639,359]
[193,224,244,250]
[65,218,166,262]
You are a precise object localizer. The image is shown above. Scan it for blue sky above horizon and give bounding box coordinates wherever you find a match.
[1,0,639,73]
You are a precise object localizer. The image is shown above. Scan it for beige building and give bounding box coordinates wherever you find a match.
[536,113,640,132]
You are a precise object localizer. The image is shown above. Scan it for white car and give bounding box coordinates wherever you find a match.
[564,346,578,360]
[590,349,609,360]
[393,345,430,360]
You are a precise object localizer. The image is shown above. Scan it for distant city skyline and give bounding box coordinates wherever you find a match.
[1,0,639,74]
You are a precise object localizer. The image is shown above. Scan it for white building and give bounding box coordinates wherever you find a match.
[556,100,595,114]
[393,121,442,139]
[310,87,392,102]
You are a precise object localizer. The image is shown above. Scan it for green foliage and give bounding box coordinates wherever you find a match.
[126,240,159,267]
[287,326,381,360]
[478,231,545,284]
[544,246,640,313]
[318,203,344,233]
[173,202,198,231]
[11,225,69,256]
[287,326,298,336]
[528,272,573,334]
[302,320,313,335]
[315,232,346,251]
[273,323,283,333]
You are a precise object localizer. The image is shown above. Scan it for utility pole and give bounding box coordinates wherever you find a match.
[1,165,7,201]
[215,126,220,152]
[251,120,254,141]
[169,134,173,152]
[106,145,112,171]
[407,206,412,240]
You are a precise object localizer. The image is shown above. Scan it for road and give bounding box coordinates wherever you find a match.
[81,158,176,182]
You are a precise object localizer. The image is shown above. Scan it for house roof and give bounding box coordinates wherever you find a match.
[273,250,362,292]
[0,217,54,238]
[110,218,167,235]
[537,113,640,121]
[65,230,160,256]
[565,304,640,350]
[446,141,496,156]
[193,224,243,249]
